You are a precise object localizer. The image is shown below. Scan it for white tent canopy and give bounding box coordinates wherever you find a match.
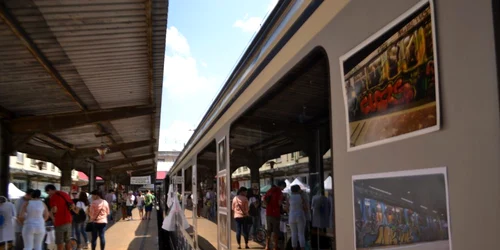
[8,183,25,200]
[324,176,333,190]
[283,178,310,193]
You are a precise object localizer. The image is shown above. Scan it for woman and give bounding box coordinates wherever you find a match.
[247,188,261,241]
[0,196,16,247]
[89,190,110,250]
[72,192,90,249]
[19,190,49,250]
[136,191,145,220]
[125,191,135,221]
[285,185,308,250]
[232,187,250,249]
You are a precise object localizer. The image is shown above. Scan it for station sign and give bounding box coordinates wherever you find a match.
[130,175,151,185]
[172,176,183,184]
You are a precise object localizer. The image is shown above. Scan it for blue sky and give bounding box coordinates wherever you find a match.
[159,0,277,152]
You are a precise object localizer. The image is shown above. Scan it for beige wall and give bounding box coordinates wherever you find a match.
[10,152,79,180]
[313,0,499,249]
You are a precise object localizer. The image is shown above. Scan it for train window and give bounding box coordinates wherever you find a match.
[228,47,335,249]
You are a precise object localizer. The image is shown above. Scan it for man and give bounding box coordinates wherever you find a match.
[45,184,74,250]
[105,189,116,221]
[144,190,154,220]
[262,181,286,250]
[14,189,33,250]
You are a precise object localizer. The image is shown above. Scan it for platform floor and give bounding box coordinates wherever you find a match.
[105,208,158,250]
[186,209,265,250]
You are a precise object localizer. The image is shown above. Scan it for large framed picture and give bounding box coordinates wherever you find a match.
[217,137,227,171]
[352,167,451,250]
[340,0,440,151]
[218,173,227,209]
[218,212,229,248]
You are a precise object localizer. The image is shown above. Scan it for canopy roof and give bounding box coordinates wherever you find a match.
[0,0,168,182]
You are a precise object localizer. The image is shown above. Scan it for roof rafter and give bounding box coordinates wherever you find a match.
[7,105,154,134]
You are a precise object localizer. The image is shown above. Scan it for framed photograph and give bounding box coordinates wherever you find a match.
[340,0,440,151]
[218,212,229,248]
[217,137,226,171]
[352,167,451,250]
[218,173,227,209]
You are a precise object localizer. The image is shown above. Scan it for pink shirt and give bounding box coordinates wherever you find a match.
[232,195,249,218]
[89,199,110,224]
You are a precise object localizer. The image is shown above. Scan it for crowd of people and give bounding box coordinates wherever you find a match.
[0,186,156,250]
[231,181,310,250]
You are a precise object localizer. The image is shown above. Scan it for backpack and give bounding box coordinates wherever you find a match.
[71,201,87,223]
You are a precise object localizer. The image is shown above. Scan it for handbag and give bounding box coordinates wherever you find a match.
[237,203,253,225]
[85,206,103,232]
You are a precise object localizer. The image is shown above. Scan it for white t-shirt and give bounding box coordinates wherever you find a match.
[125,195,136,206]
[136,195,145,206]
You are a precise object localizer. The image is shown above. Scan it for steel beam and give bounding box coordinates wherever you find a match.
[97,154,155,168]
[7,105,154,134]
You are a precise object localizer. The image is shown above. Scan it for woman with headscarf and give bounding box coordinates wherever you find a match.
[232,187,250,249]
[19,190,50,250]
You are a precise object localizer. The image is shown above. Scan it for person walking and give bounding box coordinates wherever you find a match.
[104,190,116,222]
[136,192,145,220]
[232,187,250,249]
[88,190,110,250]
[247,188,261,241]
[19,190,50,250]
[285,185,308,250]
[45,184,74,250]
[143,190,153,220]
[14,189,33,250]
[262,181,286,250]
[0,196,16,248]
[125,191,135,221]
[72,192,90,249]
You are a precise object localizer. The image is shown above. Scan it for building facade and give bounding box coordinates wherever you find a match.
[10,152,82,192]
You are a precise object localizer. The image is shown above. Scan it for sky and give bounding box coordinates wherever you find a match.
[159,0,278,153]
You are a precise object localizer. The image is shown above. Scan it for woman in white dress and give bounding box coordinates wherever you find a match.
[0,196,16,246]
[285,185,308,250]
[19,190,50,250]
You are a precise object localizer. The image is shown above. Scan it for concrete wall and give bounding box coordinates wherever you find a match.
[315,0,499,249]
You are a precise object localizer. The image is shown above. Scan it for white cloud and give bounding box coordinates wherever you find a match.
[165,26,190,56]
[163,27,218,100]
[200,60,208,68]
[267,0,278,12]
[160,120,195,151]
[161,27,223,151]
[233,0,278,34]
[233,16,263,33]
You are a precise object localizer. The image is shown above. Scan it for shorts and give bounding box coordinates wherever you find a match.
[55,223,72,244]
[266,216,280,235]
[145,204,153,212]
[137,205,144,211]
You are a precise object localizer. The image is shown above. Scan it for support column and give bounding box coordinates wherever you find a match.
[89,162,95,191]
[249,160,262,195]
[60,168,72,193]
[0,121,12,197]
[307,128,323,195]
[59,154,74,193]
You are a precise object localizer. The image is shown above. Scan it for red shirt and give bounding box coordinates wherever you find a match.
[264,186,283,217]
[49,191,73,226]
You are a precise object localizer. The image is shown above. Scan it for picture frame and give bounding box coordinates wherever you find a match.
[340,0,440,151]
[217,137,226,171]
[352,167,452,250]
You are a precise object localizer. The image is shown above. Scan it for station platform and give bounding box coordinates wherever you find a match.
[186,210,265,250]
[105,208,158,250]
